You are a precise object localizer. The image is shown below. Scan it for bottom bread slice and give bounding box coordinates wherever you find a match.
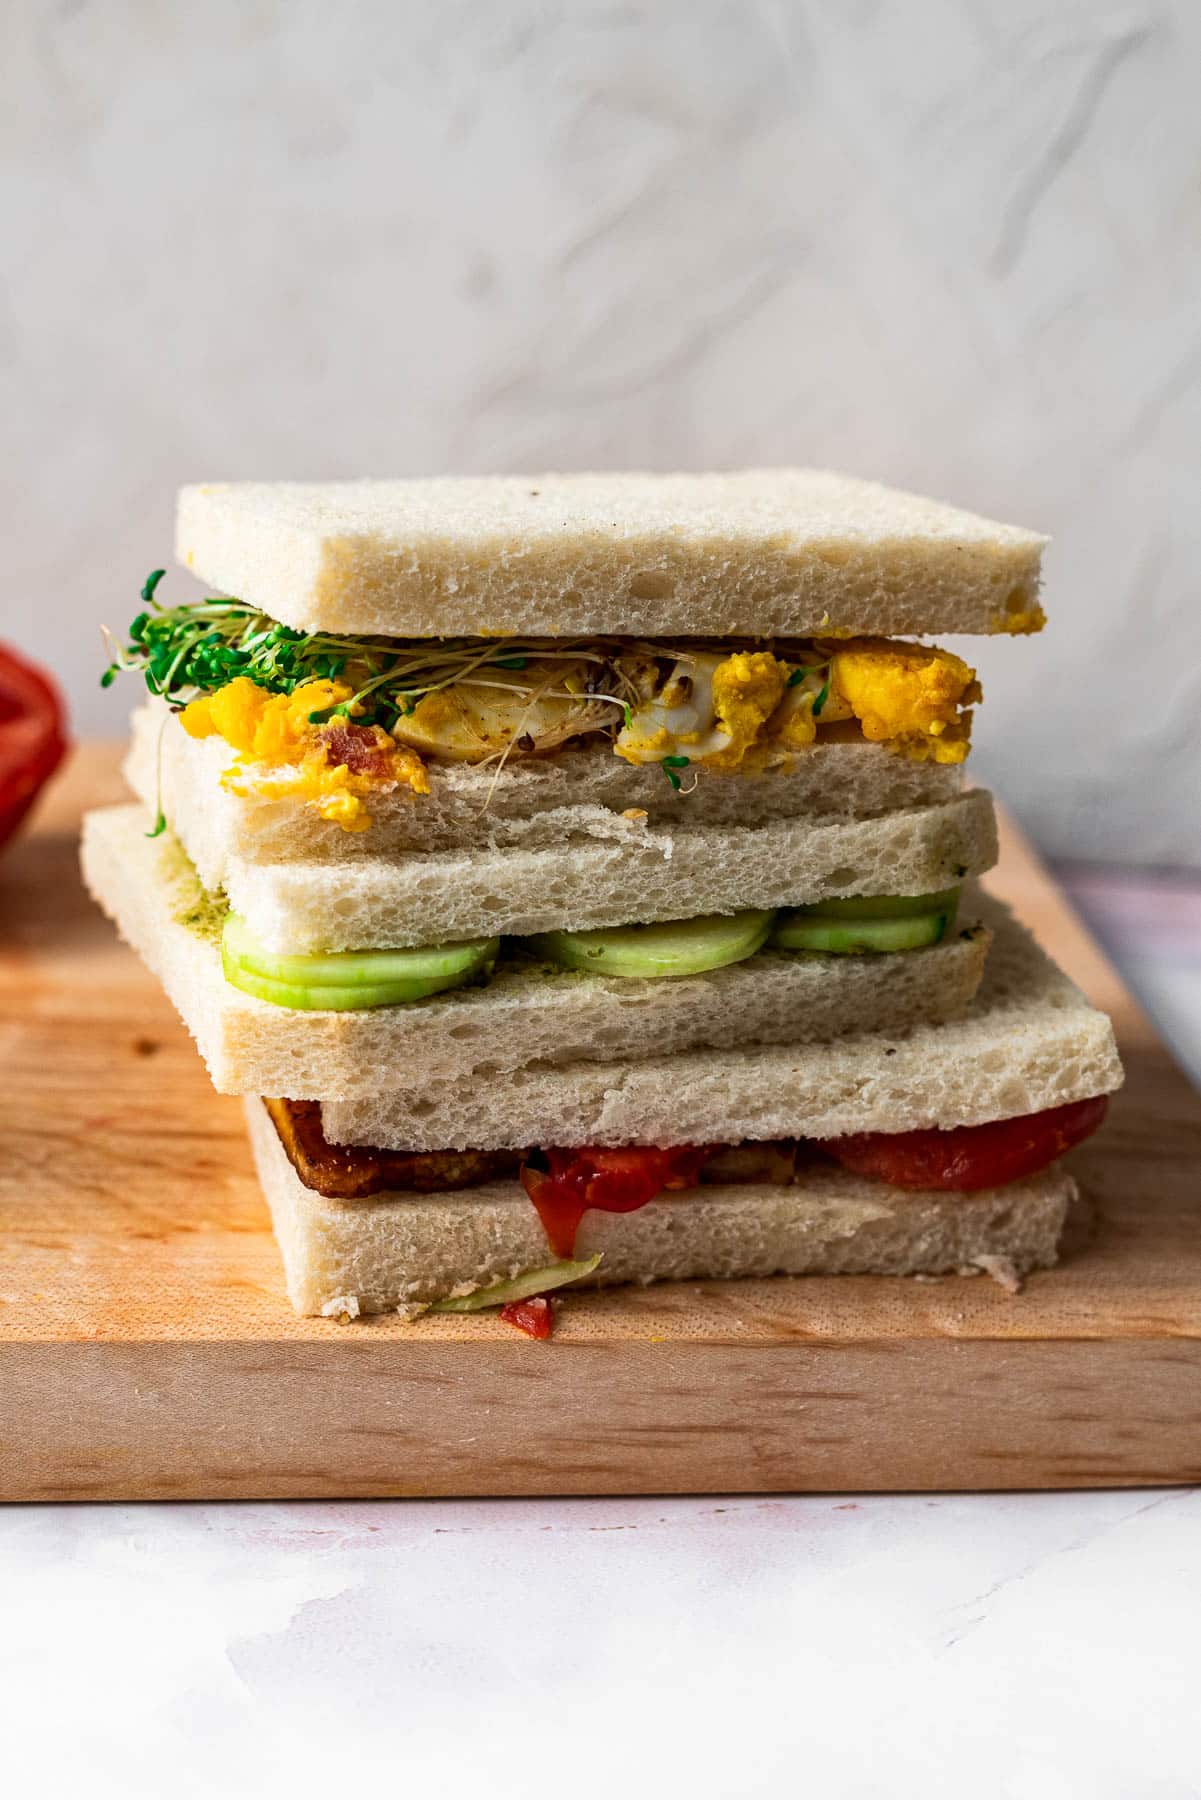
[245,1098,1075,1318]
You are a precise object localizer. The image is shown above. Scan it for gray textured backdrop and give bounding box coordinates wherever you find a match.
[5,1,1198,864]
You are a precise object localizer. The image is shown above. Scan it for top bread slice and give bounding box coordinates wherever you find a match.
[175,470,1047,639]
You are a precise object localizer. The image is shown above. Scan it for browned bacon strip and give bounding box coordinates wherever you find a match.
[264,1099,522,1198]
[264,1099,810,1201]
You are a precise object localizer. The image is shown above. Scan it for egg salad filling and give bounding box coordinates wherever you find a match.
[178,676,429,831]
[103,575,980,830]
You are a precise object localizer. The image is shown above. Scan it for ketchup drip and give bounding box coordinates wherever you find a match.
[521,1145,712,1259]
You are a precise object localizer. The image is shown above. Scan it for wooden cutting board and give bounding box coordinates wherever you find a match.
[1,748,1198,1500]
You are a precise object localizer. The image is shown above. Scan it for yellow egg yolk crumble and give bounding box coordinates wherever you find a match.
[828,640,980,765]
[705,652,791,770]
[179,677,428,830]
[612,641,978,772]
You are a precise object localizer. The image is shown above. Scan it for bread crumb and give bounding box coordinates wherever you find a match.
[321,1293,361,1321]
[972,1254,1023,1295]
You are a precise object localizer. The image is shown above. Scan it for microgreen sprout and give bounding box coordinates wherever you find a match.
[787,659,832,698]
[99,576,645,733]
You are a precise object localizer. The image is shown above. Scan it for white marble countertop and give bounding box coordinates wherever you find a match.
[3,1489,1198,1796]
[5,871,1197,1792]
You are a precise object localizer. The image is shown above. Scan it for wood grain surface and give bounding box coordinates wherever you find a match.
[1,749,1198,1499]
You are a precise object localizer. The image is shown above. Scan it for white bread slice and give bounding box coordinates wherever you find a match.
[323,906,1123,1152]
[80,802,991,1097]
[246,1097,1074,1318]
[195,789,998,953]
[126,700,966,867]
[176,471,1047,639]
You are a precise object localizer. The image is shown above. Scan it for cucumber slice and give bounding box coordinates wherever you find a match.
[770,910,951,954]
[525,910,775,979]
[221,960,454,1011]
[427,1254,604,1312]
[221,914,499,1010]
[788,886,961,921]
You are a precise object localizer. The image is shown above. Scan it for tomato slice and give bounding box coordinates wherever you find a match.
[521,1144,712,1258]
[0,645,68,854]
[824,1096,1109,1192]
[500,1296,554,1339]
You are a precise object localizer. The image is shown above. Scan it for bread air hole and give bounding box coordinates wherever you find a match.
[629,571,673,601]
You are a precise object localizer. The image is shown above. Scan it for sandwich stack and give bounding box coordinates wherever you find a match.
[83,470,1122,1333]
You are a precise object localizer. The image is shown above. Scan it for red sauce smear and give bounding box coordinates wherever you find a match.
[520,1145,713,1259]
[500,1296,553,1339]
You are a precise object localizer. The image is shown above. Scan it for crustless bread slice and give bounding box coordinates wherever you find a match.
[164,787,998,954]
[176,470,1047,639]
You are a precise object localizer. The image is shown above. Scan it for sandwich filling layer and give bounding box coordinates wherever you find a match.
[104,579,981,832]
[221,890,966,1011]
[264,1095,1107,1262]
[247,1103,1074,1321]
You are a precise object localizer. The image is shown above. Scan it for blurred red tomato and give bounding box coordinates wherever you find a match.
[0,645,69,854]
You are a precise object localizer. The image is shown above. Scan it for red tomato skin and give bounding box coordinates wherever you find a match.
[824,1096,1109,1192]
[0,645,69,855]
[500,1297,553,1339]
